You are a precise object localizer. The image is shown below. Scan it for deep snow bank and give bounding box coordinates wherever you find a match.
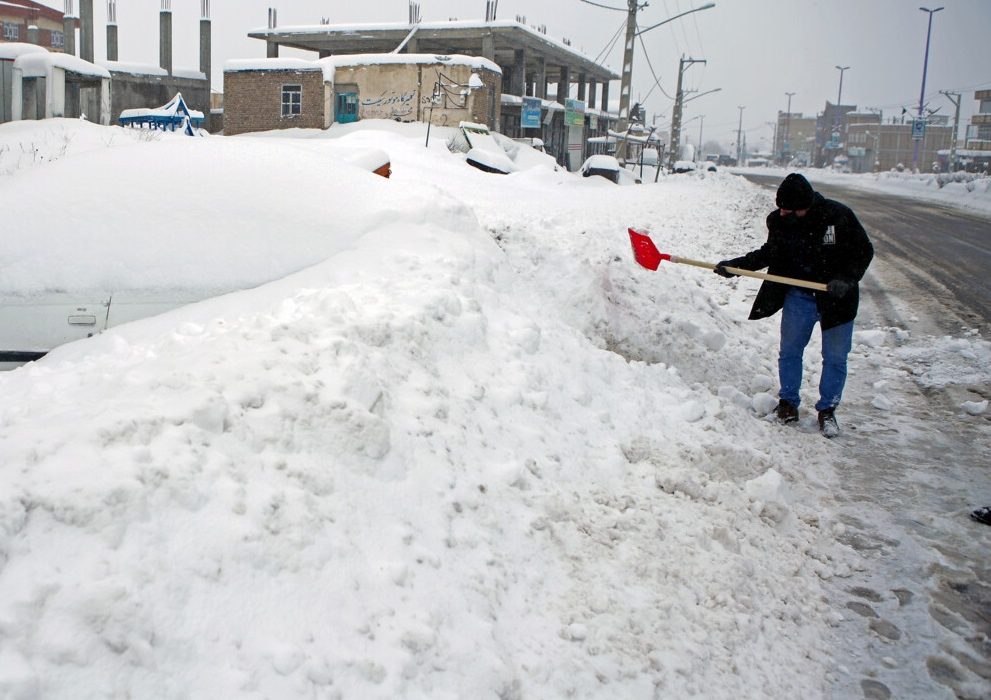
[0,120,855,699]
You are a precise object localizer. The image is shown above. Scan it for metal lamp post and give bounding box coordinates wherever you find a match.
[912,6,944,171]
[783,91,795,164]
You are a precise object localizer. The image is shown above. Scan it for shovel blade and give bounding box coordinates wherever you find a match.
[628,228,668,271]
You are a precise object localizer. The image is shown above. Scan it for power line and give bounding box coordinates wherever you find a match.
[595,17,628,64]
[636,26,676,101]
[578,0,628,11]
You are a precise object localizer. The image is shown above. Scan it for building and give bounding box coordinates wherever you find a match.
[1,0,213,132]
[773,111,816,165]
[814,101,857,167]
[242,11,619,166]
[846,120,953,173]
[0,0,71,53]
[956,88,991,172]
[223,54,502,137]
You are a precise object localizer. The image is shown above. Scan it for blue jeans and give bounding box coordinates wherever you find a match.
[778,289,854,412]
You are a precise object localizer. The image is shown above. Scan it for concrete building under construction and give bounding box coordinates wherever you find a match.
[1,0,213,130]
[241,2,619,166]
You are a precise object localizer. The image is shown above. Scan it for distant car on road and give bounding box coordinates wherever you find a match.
[672,160,697,174]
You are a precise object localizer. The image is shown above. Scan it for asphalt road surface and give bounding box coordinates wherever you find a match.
[742,173,991,336]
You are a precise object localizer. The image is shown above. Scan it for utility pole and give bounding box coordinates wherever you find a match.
[697,114,704,163]
[784,91,795,163]
[614,0,640,164]
[941,89,961,172]
[736,105,745,165]
[667,56,706,169]
[913,6,944,171]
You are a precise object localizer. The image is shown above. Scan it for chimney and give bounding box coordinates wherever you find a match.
[160,0,173,75]
[79,0,94,63]
[63,1,76,56]
[267,8,279,58]
[106,0,118,62]
[200,0,211,86]
[27,24,39,45]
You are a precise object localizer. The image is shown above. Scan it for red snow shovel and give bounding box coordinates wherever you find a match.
[628,228,828,292]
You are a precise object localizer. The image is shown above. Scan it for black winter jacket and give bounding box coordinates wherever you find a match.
[725,192,874,329]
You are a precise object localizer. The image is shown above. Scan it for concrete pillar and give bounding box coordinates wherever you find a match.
[106,23,118,61]
[267,42,279,59]
[559,66,570,102]
[79,0,94,63]
[511,49,526,97]
[405,37,418,53]
[481,33,495,62]
[63,15,76,56]
[589,81,598,111]
[577,73,586,102]
[160,9,172,75]
[601,81,610,113]
[535,57,546,100]
[200,18,211,85]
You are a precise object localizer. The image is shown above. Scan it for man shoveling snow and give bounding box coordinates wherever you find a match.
[713,173,874,438]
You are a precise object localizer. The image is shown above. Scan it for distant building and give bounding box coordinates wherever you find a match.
[815,101,857,167]
[1,0,213,132]
[241,13,619,166]
[0,0,72,53]
[223,54,502,137]
[846,120,953,173]
[774,111,816,165]
[957,88,991,172]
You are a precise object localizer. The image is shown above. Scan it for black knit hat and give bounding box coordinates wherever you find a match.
[776,173,814,209]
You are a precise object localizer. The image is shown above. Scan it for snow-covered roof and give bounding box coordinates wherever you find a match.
[318,53,500,75]
[0,42,49,61]
[14,51,111,79]
[225,53,500,84]
[225,58,335,82]
[251,19,610,75]
[173,68,207,81]
[101,61,169,77]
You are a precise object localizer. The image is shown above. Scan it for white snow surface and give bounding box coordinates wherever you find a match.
[1,119,989,698]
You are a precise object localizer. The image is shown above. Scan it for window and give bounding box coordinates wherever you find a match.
[3,22,20,40]
[281,84,302,118]
[51,30,64,48]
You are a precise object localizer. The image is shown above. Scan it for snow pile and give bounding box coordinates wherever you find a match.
[735,165,991,214]
[1,119,866,698]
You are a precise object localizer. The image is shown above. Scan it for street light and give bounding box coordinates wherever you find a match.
[835,65,850,106]
[736,105,745,165]
[913,6,944,171]
[585,0,716,162]
[783,91,796,164]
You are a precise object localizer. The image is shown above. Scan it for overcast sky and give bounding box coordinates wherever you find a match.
[40,0,991,149]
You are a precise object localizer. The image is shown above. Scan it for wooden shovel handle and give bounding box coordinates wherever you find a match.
[670,256,829,292]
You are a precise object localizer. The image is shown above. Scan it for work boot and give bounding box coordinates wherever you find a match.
[818,408,840,438]
[775,399,799,424]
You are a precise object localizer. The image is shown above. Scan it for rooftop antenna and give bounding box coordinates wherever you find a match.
[201,0,210,20]
[268,7,277,29]
[409,1,421,24]
[161,0,171,11]
[106,0,116,24]
[64,0,74,16]
[485,0,499,21]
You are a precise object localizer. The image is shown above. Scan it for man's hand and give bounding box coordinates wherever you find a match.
[827,279,853,297]
[713,260,739,278]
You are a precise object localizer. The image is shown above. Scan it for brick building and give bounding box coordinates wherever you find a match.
[0,0,72,53]
[223,54,502,137]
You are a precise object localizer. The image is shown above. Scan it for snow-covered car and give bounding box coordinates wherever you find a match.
[672,160,697,174]
[706,163,717,172]
[0,122,396,370]
[581,154,622,183]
